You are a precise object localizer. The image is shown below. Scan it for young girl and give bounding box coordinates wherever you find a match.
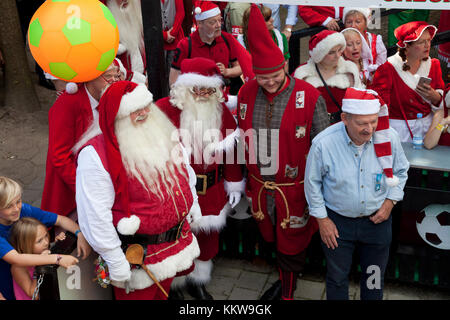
[341,28,373,85]
[343,8,387,76]
[9,217,66,300]
[0,176,91,300]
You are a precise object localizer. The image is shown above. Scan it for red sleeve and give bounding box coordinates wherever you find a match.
[298,6,329,26]
[171,37,189,70]
[431,59,445,92]
[47,96,78,192]
[368,62,393,107]
[171,0,185,37]
[221,107,243,183]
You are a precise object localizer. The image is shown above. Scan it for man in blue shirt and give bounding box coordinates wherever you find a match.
[304,88,409,300]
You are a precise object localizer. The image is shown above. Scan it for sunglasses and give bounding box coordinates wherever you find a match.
[189,87,217,96]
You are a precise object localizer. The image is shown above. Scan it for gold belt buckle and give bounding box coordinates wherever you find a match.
[196,174,207,195]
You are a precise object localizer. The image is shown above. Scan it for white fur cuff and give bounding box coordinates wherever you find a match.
[117,215,141,235]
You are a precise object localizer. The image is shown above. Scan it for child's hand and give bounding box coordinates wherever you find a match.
[41,249,51,255]
[58,255,79,268]
[0,292,6,300]
[55,232,66,242]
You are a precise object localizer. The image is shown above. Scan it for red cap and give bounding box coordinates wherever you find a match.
[309,30,346,63]
[194,1,221,21]
[174,57,224,88]
[247,4,285,75]
[394,21,437,48]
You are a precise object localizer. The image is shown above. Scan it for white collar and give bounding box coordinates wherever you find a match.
[84,84,99,111]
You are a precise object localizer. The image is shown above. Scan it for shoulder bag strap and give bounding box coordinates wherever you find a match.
[314,63,342,111]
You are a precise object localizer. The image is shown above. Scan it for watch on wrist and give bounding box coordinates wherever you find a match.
[390,199,397,206]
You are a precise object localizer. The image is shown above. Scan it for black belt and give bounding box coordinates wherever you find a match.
[119,219,185,247]
[196,165,224,195]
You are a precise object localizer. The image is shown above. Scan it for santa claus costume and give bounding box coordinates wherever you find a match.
[237,4,329,300]
[294,30,363,124]
[100,0,146,84]
[370,21,445,142]
[75,81,200,300]
[157,57,244,300]
[297,6,343,28]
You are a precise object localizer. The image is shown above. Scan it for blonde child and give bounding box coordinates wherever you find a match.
[9,217,67,300]
[343,8,387,76]
[0,177,91,300]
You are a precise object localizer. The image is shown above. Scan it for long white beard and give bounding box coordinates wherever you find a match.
[108,0,144,70]
[115,104,186,198]
[171,86,223,164]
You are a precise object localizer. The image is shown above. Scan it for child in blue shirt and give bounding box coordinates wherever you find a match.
[0,176,91,300]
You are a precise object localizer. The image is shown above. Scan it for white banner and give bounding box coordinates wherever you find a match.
[212,0,450,11]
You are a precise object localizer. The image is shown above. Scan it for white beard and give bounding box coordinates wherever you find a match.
[115,104,186,198]
[171,86,223,164]
[108,0,144,72]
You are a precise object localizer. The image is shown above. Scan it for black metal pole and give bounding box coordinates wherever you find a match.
[141,0,168,100]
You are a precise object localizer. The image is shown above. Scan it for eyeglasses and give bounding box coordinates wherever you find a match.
[189,87,217,96]
[101,72,121,84]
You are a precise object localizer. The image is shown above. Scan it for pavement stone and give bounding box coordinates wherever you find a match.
[294,279,325,300]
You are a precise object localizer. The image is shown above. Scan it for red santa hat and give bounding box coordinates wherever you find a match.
[342,87,399,187]
[97,80,154,235]
[394,21,437,48]
[309,30,347,64]
[173,57,224,89]
[246,4,285,75]
[342,7,372,23]
[194,1,221,21]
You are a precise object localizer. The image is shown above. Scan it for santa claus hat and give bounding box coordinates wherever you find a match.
[65,58,123,94]
[394,21,437,48]
[309,30,347,64]
[342,7,372,23]
[247,4,285,75]
[173,57,224,89]
[341,28,372,63]
[97,81,155,235]
[342,87,399,187]
[194,1,221,21]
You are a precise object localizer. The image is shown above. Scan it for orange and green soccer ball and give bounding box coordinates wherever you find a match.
[28,0,120,83]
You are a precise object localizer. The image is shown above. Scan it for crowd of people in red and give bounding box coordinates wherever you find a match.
[0,0,449,302]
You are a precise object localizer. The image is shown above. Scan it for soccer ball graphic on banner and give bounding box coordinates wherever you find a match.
[27,0,120,82]
[416,204,450,250]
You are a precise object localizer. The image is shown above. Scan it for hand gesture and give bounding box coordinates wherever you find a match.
[369,199,393,224]
[216,62,228,77]
[55,232,66,242]
[325,19,340,31]
[58,255,79,269]
[76,232,92,260]
[416,82,441,106]
[317,217,339,249]
[228,191,241,208]
[166,27,175,43]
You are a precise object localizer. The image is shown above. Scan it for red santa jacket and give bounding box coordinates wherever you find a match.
[161,0,185,51]
[298,6,343,27]
[294,58,362,114]
[87,135,199,290]
[369,53,445,120]
[41,85,94,216]
[156,97,244,234]
[237,78,319,256]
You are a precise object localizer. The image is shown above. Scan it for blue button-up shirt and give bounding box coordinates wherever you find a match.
[304,122,409,219]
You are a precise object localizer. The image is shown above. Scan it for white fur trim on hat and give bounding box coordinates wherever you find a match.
[116,84,153,119]
[117,43,127,55]
[445,91,450,108]
[66,82,78,94]
[116,214,141,235]
[342,99,380,115]
[173,73,224,89]
[195,6,221,21]
[310,32,346,64]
